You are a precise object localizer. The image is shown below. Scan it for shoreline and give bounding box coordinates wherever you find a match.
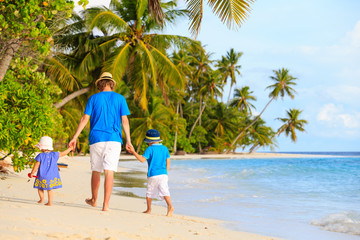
[0,156,282,240]
[119,151,337,161]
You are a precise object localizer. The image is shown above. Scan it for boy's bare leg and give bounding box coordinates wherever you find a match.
[45,190,53,206]
[164,196,174,217]
[102,170,114,211]
[37,189,44,203]
[143,197,152,214]
[85,171,100,207]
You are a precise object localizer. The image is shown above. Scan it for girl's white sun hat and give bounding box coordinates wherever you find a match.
[35,136,54,151]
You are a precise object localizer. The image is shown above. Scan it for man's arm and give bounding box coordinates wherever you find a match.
[166,158,171,172]
[121,115,133,151]
[68,114,90,150]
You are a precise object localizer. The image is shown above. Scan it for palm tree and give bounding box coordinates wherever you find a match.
[149,0,256,36]
[229,86,256,114]
[247,118,277,153]
[207,102,238,138]
[82,0,196,110]
[226,68,297,153]
[276,108,308,142]
[216,48,242,103]
[131,95,172,151]
[188,70,223,141]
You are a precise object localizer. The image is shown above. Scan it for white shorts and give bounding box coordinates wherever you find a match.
[146,175,170,200]
[89,142,121,172]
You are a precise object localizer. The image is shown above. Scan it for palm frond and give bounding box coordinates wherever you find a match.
[45,56,80,91]
[103,42,132,84]
[149,45,185,90]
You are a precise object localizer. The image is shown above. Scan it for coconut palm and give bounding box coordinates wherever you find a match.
[207,102,238,138]
[226,68,297,153]
[247,118,277,153]
[229,86,256,114]
[276,108,308,142]
[148,0,256,36]
[81,0,196,110]
[131,95,172,151]
[216,48,242,103]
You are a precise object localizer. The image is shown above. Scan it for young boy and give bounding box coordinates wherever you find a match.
[128,129,174,217]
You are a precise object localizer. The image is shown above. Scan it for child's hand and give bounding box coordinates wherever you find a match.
[28,173,37,178]
[127,145,135,154]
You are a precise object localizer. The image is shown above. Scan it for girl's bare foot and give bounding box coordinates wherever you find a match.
[143,209,151,214]
[85,198,97,207]
[166,206,174,217]
[45,202,52,206]
[37,199,44,204]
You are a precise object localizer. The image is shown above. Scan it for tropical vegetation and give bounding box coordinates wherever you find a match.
[0,0,307,172]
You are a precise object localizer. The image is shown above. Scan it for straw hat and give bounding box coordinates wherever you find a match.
[95,72,116,86]
[35,136,54,151]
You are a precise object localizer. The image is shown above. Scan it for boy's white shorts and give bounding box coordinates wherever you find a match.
[146,174,170,200]
[89,141,121,172]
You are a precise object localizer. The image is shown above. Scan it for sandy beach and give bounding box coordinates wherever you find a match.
[0,154,286,240]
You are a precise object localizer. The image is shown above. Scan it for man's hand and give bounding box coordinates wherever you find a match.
[68,138,77,152]
[126,142,134,154]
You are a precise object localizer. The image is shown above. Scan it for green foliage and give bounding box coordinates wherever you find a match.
[0,58,66,172]
[0,0,74,56]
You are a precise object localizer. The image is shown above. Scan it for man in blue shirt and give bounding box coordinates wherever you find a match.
[69,72,133,211]
[128,129,174,217]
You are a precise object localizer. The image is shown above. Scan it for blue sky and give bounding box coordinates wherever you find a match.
[76,0,360,152]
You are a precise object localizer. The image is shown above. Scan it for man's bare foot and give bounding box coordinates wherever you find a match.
[143,209,151,214]
[85,198,97,207]
[45,202,52,206]
[166,206,174,217]
[37,200,44,204]
[102,203,110,211]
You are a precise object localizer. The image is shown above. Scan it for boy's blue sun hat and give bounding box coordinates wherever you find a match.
[144,129,162,143]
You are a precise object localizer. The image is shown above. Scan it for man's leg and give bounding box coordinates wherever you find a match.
[164,196,174,217]
[103,170,114,211]
[143,197,152,214]
[85,171,101,207]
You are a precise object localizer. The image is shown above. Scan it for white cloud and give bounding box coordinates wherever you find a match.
[317,103,360,129]
[324,85,360,105]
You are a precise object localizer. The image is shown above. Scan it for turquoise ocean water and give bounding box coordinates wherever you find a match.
[114,152,360,240]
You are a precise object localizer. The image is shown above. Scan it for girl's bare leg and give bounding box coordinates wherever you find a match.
[164,196,174,217]
[37,189,44,203]
[45,190,53,206]
[143,197,152,214]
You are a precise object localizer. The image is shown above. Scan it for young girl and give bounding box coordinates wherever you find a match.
[28,136,73,206]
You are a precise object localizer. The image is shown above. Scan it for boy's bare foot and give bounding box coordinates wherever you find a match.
[45,202,52,206]
[143,209,151,214]
[166,206,174,217]
[85,198,97,207]
[37,200,44,204]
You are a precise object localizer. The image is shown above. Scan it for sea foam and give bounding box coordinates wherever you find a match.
[311,212,360,235]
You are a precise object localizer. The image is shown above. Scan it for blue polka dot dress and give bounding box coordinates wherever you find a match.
[33,152,62,190]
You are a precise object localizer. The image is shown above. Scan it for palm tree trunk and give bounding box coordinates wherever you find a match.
[227,84,233,104]
[226,97,275,153]
[173,101,180,153]
[53,87,90,109]
[188,97,207,140]
[0,40,21,82]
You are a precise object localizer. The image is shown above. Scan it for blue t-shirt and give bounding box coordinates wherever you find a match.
[84,91,130,145]
[143,143,170,177]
